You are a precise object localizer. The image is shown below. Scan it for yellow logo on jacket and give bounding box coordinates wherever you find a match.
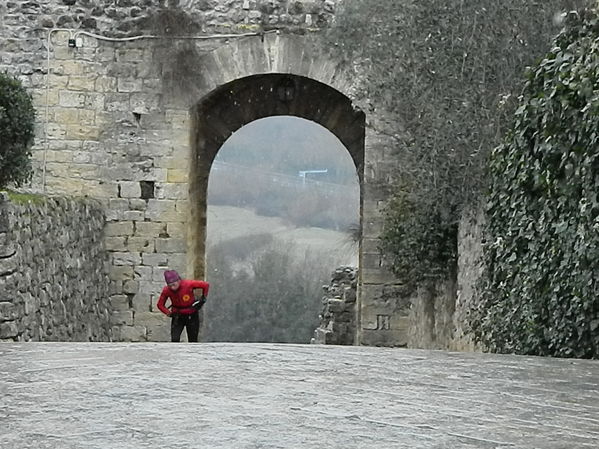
[182,294,191,303]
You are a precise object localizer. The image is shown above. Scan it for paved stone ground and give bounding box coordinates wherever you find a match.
[1,343,598,449]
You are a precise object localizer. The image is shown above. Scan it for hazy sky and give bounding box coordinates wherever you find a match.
[214,116,358,185]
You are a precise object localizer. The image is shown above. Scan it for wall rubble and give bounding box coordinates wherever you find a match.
[312,266,357,345]
[0,193,112,342]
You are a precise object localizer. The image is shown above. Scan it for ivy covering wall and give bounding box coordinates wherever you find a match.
[474,11,599,358]
[326,0,588,291]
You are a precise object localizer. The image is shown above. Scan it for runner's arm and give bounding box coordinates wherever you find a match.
[156,288,171,316]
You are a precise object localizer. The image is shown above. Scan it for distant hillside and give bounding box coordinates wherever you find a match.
[207,205,358,266]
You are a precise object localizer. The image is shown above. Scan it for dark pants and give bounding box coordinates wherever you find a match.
[171,312,200,342]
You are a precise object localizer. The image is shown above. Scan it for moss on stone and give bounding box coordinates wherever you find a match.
[2,190,47,205]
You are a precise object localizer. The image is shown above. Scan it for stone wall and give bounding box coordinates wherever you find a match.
[404,209,484,351]
[451,208,484,351]
[312,266,357,345]
[0,0,360,342]
[406,280,457,350]
[0,0,447,346]
[0,193,112,341]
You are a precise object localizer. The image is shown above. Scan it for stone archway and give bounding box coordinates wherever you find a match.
[188,73,365,280]
[174,33,403,346]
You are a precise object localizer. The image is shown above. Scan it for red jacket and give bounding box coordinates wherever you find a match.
[157,279,210,316]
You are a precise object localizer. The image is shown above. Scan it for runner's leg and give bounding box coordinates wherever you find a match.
[171,314,185,342]
[186,312,200,342]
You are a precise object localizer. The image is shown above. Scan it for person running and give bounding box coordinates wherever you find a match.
[156,269,210,343]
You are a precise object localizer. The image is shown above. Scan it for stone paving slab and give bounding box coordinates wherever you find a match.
[0,343,598,448]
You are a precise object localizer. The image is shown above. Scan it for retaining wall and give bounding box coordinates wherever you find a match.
[0,192,112,341]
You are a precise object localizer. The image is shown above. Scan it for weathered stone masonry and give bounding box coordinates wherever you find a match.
[312,266,357,345]
[0,0,484,347]
[0,193,112,342]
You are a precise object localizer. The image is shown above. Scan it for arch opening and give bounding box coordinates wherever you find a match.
[189,74,365,281]
[204,116,359,342]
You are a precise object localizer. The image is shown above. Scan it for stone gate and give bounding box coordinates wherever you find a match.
[1,0,407,345]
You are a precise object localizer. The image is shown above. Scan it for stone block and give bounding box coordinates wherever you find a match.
[175,200,190,217]
[156,183,189,200]
[109,265,134,281]
[0,255,17,276]
[45,149,75,163]
[119,325,147,342]
[32,88,58,106]
[155,238,186,254]
[105,237,127,251]
[110,280,123,295]
[109,198,129,210]
[119,181,141,198]
[166,222,186,238]
[129,199,147,211]
[96,76,117,92]
[166,254,186,272]
[165,109,189,128]
[145,323,169,342]
[167,169,188,183]
[66,124,101,140]
[133,265,153,281]
[123,280,139,295]
[84,93,104,111]
[127,237,154,252]
[105,221,134,236]
[134,311,166,327]
[312,328,329,344]
[111,310,133,326]
[153,156,190,169]
[327,299,346,314]
[23,293,37,315]
[53,107,80,124]
[104,93,131,112]
[112,252,141,266]
[68,76,96,91]
[135,222,165,237]
[0,232,15,255]
[343,286,357,303]
[152,267,169,283]
[130,93,161,113]
[362,237,383,254]
[79,109,96,125]
[43,66,65,82]
[336,311,353,323]
[0,302,17,321]
[45,123,67,139]
[141,253,169,266]
[123,211,145,221]
[115,48,145,62]
[139,282,165,298]
[362,252,385,270]
[131,294,151,312]
[117,78,142,93]
[110,295,130,311]
[145,199,182,221]
[361,268,397,285]
[59,91,85,107]
[59,60,88,76]
[0,321,19,338]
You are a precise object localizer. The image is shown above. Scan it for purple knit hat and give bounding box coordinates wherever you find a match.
[164,270,181,284]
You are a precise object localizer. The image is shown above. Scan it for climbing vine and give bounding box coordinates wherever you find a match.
[472,10,599,358]
[326,0,589,289]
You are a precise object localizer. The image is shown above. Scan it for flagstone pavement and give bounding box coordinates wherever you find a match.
[1,342,598,448]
